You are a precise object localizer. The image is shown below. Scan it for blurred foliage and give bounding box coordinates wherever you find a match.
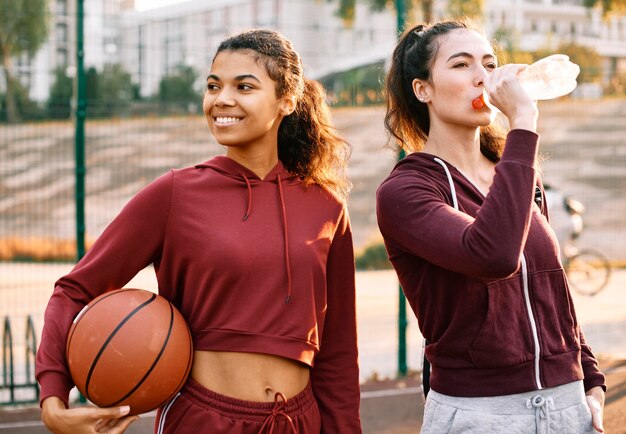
[320,62,386,107]
[47,67,73,119]
[86,64,135,117]
[583,0,626,16]
[0,77,45,121]
[320,62,385,107]
[332,0,436,26]
[0,0,49,122]
[355,242,393,270]
[491,27,604,88]
[158,64,202,113]
[447,0,484,20]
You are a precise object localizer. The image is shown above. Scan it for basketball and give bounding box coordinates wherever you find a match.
[66,288,193,415]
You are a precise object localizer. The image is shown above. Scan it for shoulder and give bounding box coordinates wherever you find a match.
[377,155,444,200]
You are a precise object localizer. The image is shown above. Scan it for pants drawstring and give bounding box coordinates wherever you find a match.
[526,394,555,432]
[257,392,298,434]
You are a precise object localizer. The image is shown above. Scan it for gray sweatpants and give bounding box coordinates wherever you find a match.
[421,381,598,434]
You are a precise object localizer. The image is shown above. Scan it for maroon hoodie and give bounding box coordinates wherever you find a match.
[376,129,605,397]
[36,156,361,432]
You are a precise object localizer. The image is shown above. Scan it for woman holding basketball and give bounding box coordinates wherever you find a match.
[376,20,605,433]
[37,29,361,433]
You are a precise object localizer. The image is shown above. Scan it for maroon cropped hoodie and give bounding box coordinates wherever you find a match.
[376,129,605,397]
[36,156,361,432]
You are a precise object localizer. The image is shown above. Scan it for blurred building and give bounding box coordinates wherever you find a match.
[484,0,626,87]
[4,0,134,103]
[3,0,626,103]
[120,0,396,98]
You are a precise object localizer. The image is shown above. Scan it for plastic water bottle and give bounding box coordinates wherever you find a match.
[517,54,580,100]
[472,54,580,109]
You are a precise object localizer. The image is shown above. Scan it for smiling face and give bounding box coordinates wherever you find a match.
[203,49,295,155]
[412,28,498,129]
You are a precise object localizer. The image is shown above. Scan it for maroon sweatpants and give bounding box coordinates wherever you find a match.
[154,378,321,434]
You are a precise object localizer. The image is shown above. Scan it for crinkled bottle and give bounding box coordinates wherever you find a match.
[471,54,581,109]
[517,54,580,100]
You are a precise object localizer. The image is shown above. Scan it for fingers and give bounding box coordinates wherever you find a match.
[484,63,538,130]
[485,64,529,100]
[95,414,140,434]
[97,405,131,418]
[586,395,604,433]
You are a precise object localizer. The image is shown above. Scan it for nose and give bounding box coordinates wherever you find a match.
[213,87,235,107]
[474,65,489,87]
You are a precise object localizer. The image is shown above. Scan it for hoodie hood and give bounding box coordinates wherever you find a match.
[195,155,299,303]
[382,152,486,208]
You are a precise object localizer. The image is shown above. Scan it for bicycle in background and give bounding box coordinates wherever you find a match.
[544,185,612,296]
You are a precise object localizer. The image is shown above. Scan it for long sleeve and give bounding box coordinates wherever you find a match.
[311,206,361,433]
[377,129,540,280]
[579,326,607,392]
[35,172,173,407]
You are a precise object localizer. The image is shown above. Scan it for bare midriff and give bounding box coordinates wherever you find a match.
[191,350,311,402]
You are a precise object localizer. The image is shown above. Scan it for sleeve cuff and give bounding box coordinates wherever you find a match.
[583,369,607,393]
[38,371,73,408]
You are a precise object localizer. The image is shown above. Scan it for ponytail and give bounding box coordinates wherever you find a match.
[385,20,506,160]
[279,79,352,200]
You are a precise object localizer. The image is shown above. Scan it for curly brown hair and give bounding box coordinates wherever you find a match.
[215,29,352,199]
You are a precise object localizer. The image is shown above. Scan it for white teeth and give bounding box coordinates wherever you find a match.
[215,116,241,125]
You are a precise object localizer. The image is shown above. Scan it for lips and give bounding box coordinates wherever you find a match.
[471,94,485,109]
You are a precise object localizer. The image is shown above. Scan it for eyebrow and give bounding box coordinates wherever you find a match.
[206,73,262,83]
[447,52,496,62]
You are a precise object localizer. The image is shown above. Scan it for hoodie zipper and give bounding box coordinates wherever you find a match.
[521,254,543,389]
[433,157,543,390]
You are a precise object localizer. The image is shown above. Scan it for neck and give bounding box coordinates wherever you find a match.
[422,126,482,173]
[422,126,495,194]
[226,148,279,179]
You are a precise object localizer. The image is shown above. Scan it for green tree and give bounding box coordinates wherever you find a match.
[47,67,73,119]
[88,64,134,117]
[158,64,200,110]
[0,75,42,121]
[0,0,49,123]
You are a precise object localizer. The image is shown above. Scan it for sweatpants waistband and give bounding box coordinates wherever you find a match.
[427,380,586,414]
[181,377,316,422]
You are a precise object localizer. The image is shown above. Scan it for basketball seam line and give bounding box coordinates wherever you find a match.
[108,302,175,408]
[84,293,157,402]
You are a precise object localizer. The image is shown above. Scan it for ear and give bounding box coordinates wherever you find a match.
[280,95,297,116]
[412,78,430,104]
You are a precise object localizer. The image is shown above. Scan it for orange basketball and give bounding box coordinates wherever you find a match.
[66,288,193,415]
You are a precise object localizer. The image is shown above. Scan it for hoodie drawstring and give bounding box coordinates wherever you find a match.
[276,173,293,304]
[242,174,253,221]
[240,172,293,304]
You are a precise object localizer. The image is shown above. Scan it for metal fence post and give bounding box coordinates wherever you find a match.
[75,0,86,262]
[2,317,15,403]
[395,0,408,378]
